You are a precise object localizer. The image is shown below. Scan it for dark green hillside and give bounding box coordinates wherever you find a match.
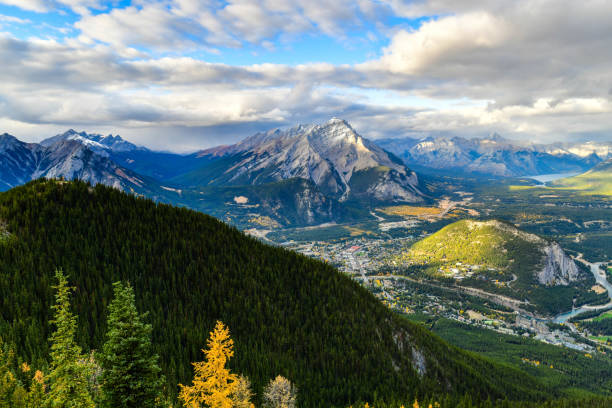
[408,315,612,397]
[0,180,551,406]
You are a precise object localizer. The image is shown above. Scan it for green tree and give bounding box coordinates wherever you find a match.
[99,281,164,407]
[44,270,95,408]
[26,370,46,408]
[0,339,24,408]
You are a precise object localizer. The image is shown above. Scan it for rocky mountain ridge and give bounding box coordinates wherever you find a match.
[378,134,610,177]
[0,132,156,194]
[190,118,424,203]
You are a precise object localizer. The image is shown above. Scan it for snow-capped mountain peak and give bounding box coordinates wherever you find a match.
[41,130,143,154]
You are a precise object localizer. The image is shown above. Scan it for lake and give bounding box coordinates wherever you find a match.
[526,172,581,184]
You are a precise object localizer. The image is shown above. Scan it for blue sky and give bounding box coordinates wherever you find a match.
[0,0,611,151]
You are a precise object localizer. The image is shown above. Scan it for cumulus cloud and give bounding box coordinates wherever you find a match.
[373,0,612,106]
[1,0,612,150]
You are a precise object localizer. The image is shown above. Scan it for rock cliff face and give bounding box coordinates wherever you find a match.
[256,179,337,225]
[537,242,580,286]
[484,220,580,286]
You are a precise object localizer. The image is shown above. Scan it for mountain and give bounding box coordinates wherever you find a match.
[40,129,143,154]
[378,135,610,177]
[1,125,396,227]
[0,180,553,406]
[41,130,206,180]
[0,132,172,200]
[396,219,598,315]
[550,157,612,195]
[0,133,42,190]
[178,118,424,203]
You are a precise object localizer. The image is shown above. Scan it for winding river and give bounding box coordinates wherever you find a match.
[553,257,612,323]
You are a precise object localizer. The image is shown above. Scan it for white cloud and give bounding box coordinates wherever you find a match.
[1,0,612,149]
[378,12,509,75]
[0,0,50,12]
[0,15,31,24]
[73,0,389,51]
[0,0,102,13]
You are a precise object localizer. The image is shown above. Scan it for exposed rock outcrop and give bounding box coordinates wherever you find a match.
[537,242,580,286]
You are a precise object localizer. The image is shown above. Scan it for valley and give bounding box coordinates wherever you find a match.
[4,2,612,405]
[272,176,612,354]
[1,122,612,406]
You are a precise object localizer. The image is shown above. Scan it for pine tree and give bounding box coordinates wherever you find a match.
[178,321,238,408]
[262,375,297,408]
[99,281,164,407]
[44,270,95,408]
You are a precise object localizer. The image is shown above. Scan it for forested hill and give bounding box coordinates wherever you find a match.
[0,180,548,406]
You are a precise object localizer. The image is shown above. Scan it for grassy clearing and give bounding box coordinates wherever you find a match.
[377,205,442,217]
[590,335,612,342]
[593,311,612,322]
[550,170,612,196]
[248,215,281,228]
[508,185,541,191]
[344,226,375,237]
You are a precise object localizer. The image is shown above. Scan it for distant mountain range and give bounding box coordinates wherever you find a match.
[2,122,610,226]
[0,132,163,196]
[378,134,610,177]
[0,120,425,227]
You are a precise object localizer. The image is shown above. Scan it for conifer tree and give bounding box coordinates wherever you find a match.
[44,270,95,408]
[99,281,164,407]
[179,321,237,408]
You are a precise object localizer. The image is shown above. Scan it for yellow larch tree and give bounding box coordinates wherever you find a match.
[179,321,238,408]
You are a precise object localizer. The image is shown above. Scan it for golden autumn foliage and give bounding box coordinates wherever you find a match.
[179,321,238,408]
